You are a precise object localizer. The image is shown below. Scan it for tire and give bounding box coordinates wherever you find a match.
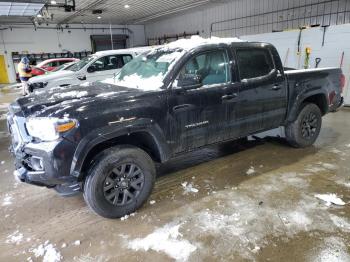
[83,145,156,218]
[285,103,322,148]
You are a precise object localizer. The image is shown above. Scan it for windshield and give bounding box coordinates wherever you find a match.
[104,49,185,90]
[68,56,95,72]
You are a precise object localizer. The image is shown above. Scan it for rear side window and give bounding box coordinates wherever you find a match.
[236,48,274,80]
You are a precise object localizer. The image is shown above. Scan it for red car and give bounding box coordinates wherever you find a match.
[31,58,79,76]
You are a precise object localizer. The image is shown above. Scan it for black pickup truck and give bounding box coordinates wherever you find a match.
[8,39,344,218]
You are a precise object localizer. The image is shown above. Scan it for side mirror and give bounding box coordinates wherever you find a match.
[177,74,202,90]
[87,66,95,73]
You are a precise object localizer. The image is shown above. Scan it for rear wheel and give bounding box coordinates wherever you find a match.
[285,103,322,148]
[83,145,155,218]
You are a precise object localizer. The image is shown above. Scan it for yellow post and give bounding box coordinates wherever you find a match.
[0,55,10,84]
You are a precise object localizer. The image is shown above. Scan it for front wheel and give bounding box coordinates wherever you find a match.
[285,103,322,148]
[83,145,156,218]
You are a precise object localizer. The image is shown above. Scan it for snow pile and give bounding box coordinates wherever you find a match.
[50,91,88,99]
[128,223,197,261]
[80,82,91,87]
[32,241,62,262]
[246,166,256,176]
[166,35,244,51]
[181,182,199,194]
[120,212,136,221]
[5,230,24,245]
[315,193,346,206]
[73,240,81,246]
[2,194,13,206]
[96,91,121,97]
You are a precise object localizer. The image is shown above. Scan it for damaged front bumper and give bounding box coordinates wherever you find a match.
[8,113,80,190]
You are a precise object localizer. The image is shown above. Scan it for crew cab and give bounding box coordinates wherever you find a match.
[8,37,344,218]
[27,47,151,91]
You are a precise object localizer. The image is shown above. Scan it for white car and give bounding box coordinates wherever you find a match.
[28,47,152,91]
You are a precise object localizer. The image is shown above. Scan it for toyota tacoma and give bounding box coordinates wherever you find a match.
[8,37,344,218]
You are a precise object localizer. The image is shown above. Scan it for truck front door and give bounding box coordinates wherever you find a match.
[167,49,236,153]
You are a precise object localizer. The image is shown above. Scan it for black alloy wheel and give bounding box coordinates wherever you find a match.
[103,163,145,206]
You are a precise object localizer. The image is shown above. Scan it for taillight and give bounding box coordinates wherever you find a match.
[340,73,345,94]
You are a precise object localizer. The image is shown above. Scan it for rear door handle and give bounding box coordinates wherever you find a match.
[222,93,238,100]
[173,104,193,112]
[270,85,282,91]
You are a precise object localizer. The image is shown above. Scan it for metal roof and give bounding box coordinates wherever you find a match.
[0,0,212,25]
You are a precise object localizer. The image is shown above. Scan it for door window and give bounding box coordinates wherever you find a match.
[89,55,132,72]
[176,50,231,87]
[236,48,274,80]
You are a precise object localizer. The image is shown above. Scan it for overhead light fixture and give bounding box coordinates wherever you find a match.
[124,4,130,9]
[50,0,57,4]
[97,16,101,19]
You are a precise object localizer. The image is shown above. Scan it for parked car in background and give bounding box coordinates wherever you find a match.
[28,66,48,77]
[37,58,79,71]
[27,47,152,91]
[8,37,344,218]
[51,61,77,72]
[30,58,79,77]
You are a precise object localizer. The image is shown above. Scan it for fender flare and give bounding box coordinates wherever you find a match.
[287,89,328,123]
[70,118,171,179]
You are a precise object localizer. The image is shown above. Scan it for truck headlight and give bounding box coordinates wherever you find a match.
[26,117,77,141]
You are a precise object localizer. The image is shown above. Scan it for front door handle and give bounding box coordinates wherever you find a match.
[270,85,282,91]
[222,93,238,100]
[77,75,86,81]
[173,104,193,112]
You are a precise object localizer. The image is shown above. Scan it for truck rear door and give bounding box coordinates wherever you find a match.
[233,46,287,135]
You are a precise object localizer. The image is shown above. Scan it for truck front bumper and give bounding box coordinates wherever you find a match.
[12,140,79,187]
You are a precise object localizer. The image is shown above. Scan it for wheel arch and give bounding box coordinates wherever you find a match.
[287,92,328,123]
[71,126,171,181]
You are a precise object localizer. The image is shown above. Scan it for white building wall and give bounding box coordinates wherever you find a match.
[145,0,350,39]
[240,24,350,105]
[144,0,350,104]
[0,24,145,83]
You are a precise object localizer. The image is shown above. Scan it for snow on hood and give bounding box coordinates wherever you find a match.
[28,70,75,83]
[165,35,245,51]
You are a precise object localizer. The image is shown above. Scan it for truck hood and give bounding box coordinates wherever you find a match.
[14,81,153,118]
[28,70,75,84]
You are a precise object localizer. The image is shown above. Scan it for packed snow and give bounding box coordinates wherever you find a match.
[5,230,24,245]
[149,200,156,205]
[2,194,13,206]
[315,194,346,206]
[31,241,62,262]
[181,182,199,194]
[246,166,256,175]
[73,240,81,246]
[127,223,197,261]
[49,91,88,100]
